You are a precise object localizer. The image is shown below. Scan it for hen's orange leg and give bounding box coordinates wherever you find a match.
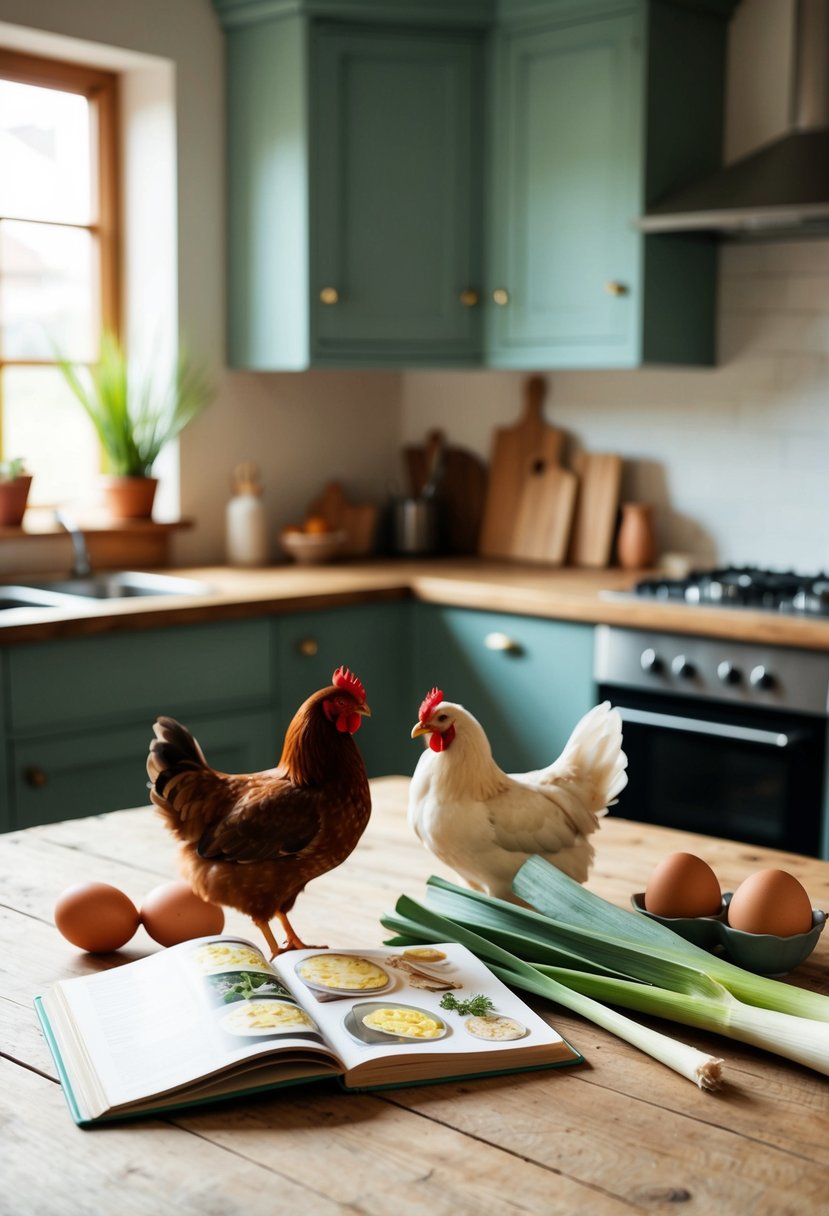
[276,910,326,953]
[254,920,283,959]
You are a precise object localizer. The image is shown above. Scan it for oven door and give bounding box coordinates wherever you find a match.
[598,685,825,856]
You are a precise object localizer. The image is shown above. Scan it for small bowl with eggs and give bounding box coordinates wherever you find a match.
[633,853,826,975]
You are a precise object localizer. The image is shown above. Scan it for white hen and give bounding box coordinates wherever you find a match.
[408,688,627,899]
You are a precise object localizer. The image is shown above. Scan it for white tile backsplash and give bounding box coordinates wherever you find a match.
[400,240,829,572]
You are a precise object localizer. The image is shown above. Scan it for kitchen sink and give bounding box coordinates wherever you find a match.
[0,585,82,611]
[27,571,214,600]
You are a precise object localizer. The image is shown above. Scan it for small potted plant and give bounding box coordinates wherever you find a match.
[0,458,33,527]
[58,332,213,519]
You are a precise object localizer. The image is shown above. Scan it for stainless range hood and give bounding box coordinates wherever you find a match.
[639,0,829,236]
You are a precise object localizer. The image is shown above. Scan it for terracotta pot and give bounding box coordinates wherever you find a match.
[617,501,657,569]
[101,476,158,520]
[0,475,33,526]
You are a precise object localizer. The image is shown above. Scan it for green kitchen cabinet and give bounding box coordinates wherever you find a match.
[219,4,485,369]
[486,0,733,369]
[276,603,414,778]
[4,620,277,829]
[11,711,276,831]
[216,0,735,371]
[413,604,595,774]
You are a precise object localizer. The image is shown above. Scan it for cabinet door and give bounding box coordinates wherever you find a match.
[488,12,643,368]
[311,24,483,365]
[277,603,413,778]
[413,605,594,773]
[11,710,277,831]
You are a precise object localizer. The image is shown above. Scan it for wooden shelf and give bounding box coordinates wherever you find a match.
[0,514,193,568]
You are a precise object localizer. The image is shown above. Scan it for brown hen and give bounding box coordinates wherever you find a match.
[146,666,371,957]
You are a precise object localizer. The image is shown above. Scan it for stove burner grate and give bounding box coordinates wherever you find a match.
[632,566,829,616]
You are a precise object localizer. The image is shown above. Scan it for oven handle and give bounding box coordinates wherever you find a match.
[617,706,806,749]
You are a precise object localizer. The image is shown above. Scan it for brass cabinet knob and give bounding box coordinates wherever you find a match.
[298,638,319,657]
[605,281,629,296]
[459,289,479,307]
[24,766,48,788]
[319,287,339,305]
[492,288,510,306]
[484,631,522,654]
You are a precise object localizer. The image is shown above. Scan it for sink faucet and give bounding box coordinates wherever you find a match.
[55,509,91,578]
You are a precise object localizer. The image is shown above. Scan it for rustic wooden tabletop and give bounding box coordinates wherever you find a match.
[3,776,829,1215]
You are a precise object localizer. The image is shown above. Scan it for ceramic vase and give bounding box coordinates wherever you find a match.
[617,502,656,569]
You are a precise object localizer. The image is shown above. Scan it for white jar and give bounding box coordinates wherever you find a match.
[225,464,269,566]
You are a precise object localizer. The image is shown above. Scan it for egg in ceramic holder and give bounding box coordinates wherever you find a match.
[631,892,826,976]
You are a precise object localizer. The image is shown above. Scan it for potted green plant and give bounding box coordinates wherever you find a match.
[0,458,33,527]
[58,332,213,519]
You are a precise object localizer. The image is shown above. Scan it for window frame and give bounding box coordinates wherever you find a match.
[0,48,120,455]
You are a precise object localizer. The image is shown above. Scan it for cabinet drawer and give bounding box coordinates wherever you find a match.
[11,709,278,830]
[8,620,272,733]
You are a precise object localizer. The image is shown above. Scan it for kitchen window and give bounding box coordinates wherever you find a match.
[0,49,119,509]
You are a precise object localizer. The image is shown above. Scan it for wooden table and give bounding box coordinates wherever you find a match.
[4,776,829,1215]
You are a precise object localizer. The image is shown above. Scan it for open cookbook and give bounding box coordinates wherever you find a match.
[35,936,582,1125]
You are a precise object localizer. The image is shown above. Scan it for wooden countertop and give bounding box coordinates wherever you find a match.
[4,776,829,1214]
[3,558,829,650]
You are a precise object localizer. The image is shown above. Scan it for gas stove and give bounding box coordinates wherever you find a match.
[627,566,829,617]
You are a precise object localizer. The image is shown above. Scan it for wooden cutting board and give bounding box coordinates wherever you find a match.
[567,452,623,568]
[511,462,578,564]
[479,376,568,561]
[403,430,487,553]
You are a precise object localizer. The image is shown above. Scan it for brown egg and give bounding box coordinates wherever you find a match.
[644,852,722,918]
[727,869,814,937]
[140,880,225,947]
[54,882,140,953]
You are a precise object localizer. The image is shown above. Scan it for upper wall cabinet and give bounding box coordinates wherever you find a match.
[487,0,736,369]
[216,1,485,370]
[214,0,738,371]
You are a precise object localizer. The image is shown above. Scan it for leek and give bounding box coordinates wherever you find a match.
[382,864,829,1082]
[382,902,725,1091]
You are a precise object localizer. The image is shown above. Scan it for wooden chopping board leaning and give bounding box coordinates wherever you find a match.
[479,376,577,564]
[567,451,623,568]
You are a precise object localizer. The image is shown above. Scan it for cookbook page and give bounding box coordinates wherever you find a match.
[273,942,570,1076]
[53,936,339,1110]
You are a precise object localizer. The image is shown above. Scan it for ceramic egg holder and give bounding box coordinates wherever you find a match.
[631,892,826,976]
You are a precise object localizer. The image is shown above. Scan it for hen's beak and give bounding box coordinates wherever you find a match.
[411,721,430,738]
[359,703,372,718]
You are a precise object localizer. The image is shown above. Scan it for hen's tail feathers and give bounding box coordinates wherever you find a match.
[147,715,209,801]
[548,700,628,822]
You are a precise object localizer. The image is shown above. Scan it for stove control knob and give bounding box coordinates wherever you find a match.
[749,664,775,690]
[671,654,696,679]
[640,648,662,674]
[717,661,741,685]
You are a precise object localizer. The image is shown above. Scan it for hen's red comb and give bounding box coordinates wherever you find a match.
[332,666,366,703]
[419,687,444,724]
